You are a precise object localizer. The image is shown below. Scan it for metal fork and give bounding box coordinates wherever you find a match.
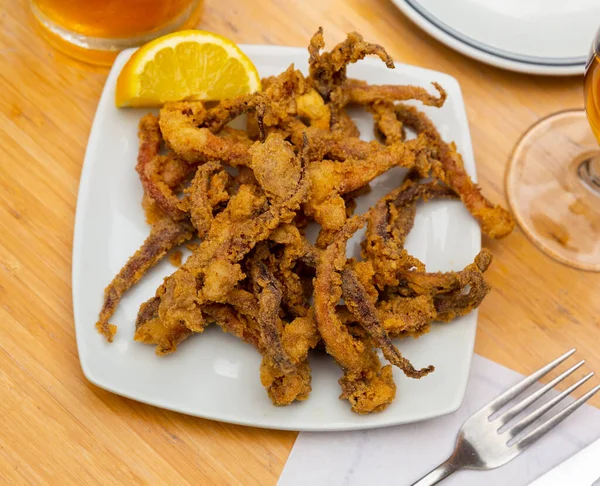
[411,349,600,485]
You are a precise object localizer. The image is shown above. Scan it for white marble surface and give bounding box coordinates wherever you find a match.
[279,354,600,486]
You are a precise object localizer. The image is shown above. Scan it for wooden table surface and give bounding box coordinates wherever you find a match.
[2,0,599,484]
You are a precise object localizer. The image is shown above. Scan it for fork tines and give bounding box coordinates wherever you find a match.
[482,349,600,450]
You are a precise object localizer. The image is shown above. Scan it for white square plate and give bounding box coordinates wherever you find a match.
[73,45,480,431]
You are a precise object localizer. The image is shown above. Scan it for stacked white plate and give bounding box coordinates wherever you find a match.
[392,0,600,75]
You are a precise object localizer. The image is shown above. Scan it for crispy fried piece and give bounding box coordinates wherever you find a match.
[260,313,319,405]
[200,93,271,133]
[307,28,394,106]
[247,67,308,140]
[136,114,187,220]
[341,268,434,378]
[314,214,371,372]
[96,217,194,342]
[314,214,396,413]
[377,294,437,339]
[160,153,195,189]
[204,303,261,349]
[299,124,430,163]
[395,103,515,238]
[376,251,492,337]
[159,102,254,166]
[137,114,162,173]
[296,88,330,129]
[169,250,183,267]
[305,135,430,231]
[210,292,317,406]
[262,65,307,126]
[345,79,447,107]
[399,248,493,296]
[363,178,456,288]
[138,161,309,348]
[134,296,193,355]
[142,154,189,220]
[347,259,378,303]
[183,161,230,237]
[158,264,206,333]
[218,126,256,145]
[374,249,492,340]
[368,101,405,145]
[335,108,361,138]
[433,253,492,322]
[307,28,395,135]
[250,260,295,374]
[268,224,313,317]
[223,288,260,320]
[248,133,301,202]
[339,362,396,414]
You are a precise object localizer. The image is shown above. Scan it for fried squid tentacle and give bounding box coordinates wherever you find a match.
[159,102,254,166]
[184,161,230,237]
[136,114,190,221]
[307,28,394,105]
[434,270,490,322]
[214,292,318,406]
[201,93,271,133]
[341,268,434,378]
[368,101,405,145]
[395,103,515,238]
[345,79,447,107]
[314,214,396,413]
[377,294,437,339]
[363,178,457,288]
[374,249,493,339]
[136,150,310,350]
[96,217,194,342]
[268,224,314,317]
[398,248,493,296]
[307,28,395,132]
[305,135,431,231]
[250,260,295,374]
[134,296,193,355]
[204,303,261,349]
[260,312,319,405]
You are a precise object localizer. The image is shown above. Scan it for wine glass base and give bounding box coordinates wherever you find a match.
[506,110,600,271]
[30,1,204,66]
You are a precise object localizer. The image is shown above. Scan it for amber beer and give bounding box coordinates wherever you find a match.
[584,54,600,142]
[33,0,196,38]
[31,0,203,64]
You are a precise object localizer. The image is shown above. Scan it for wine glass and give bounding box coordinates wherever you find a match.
[505,27,600,271]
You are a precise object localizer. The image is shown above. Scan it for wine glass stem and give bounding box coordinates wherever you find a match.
[578,154,600,194]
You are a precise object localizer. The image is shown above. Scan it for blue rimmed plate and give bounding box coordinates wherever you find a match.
[393,0,600,76]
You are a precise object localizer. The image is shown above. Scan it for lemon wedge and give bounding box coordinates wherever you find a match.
[115,30,261,107]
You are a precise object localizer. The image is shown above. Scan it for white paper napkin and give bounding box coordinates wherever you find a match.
[278,355,600,486]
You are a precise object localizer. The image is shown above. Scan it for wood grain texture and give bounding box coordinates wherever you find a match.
[1,0,599,484]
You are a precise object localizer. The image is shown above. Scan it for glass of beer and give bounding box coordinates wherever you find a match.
[505,27,600,271]
[30,0,204,65]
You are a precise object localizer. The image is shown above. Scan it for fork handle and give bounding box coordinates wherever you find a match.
[410,458,460,486]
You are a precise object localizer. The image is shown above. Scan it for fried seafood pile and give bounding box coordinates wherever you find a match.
[96,29,514,414]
